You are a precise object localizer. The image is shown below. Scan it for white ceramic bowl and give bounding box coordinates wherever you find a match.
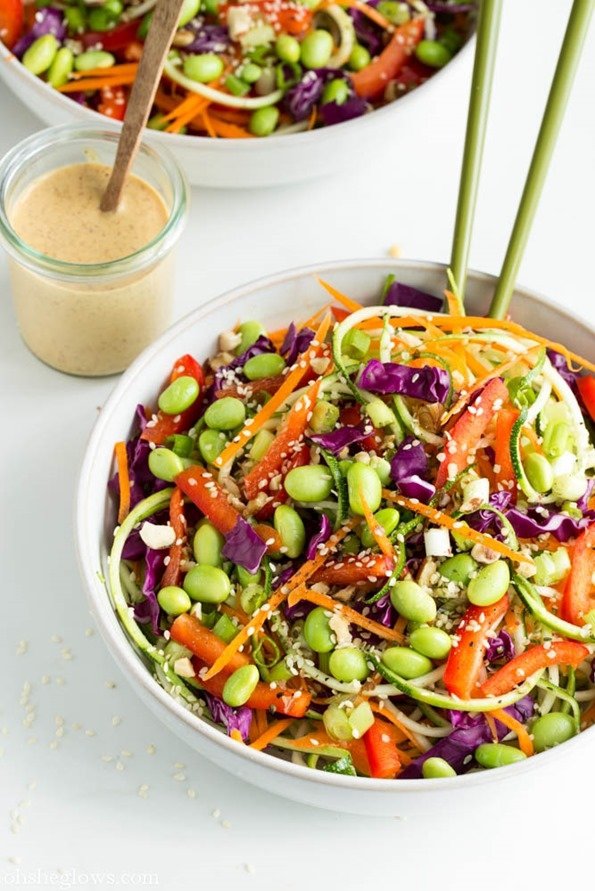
[75,259,595,816]
[0,38,472,188]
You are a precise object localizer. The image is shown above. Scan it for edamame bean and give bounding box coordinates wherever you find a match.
[193,522,224,566]
[198,429,227,464]
[275,33,300,63]
[523,452,554,494]
[390,580,436,624]
[183,565,231,603]
[273,505,306,559]
[309,400,340,434]
[348,43,371,71]
[157,585,191,616]
[243,352,286,380]
[284,465,333,503]
[23,34,58,75]
[322,79,350,105]
[249,428,274,461]
[65,6,86,34]
[204,397,246,431]
[148,447,185,482]
[415,39,452,68]
[74,50,115,72]
[410,625,452,660]
[474,743,526,769]
[381,646,432,679]
[422,757,456,779]
[300,29,334,69]
[240,583,267,615]
[439,553,478,585]
[178,0,201,27]
[222,665,260,707]
[249,106,279,137]
[47,47,74,88]
[235,320,266,353]
[165,433,194,458]
[347,462,382,515]
[377,0,410,24]
[184,53,224,83]
[329,646,370,683]
[467,560,510,607]
[360,507,400,549]
[303,606,334,653]
[240,62,262,84]
[531,712,576,753]
[158,375,200,415]
[88,5,120,30]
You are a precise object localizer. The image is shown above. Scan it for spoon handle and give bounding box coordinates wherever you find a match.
[101,0,186,213]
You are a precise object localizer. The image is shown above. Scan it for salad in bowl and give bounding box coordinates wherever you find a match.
[104,271,595,782]
[3,0,475,138]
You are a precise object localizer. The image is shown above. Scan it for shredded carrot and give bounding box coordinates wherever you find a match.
[317,278,363,314]
[205,116,253,138]
[485,714,499,743]
[198,108,217,138]
[213,313,331,468]
[460,346,490,377]
[394,614,408,636]
[521,424,544,457]
[230,729,245,743]
[59,75,136,92]
[340,0,395,32]
[70,63,139,79]
[268,304,330,345]
[114,441,130,524]
[444,289,463,318]
[252,707,268,738]
[581,699,595,727]
[307,106,317,130]
[382,490,535,567]
[491,708,534,756]
[359,488,394,560]
[250,718,294,751]
[369,703,418,750]
[203,522,356,680]
[288,587,405,643]
[219,604,249,625]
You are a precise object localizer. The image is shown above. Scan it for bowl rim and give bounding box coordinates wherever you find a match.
[1,31,473,151]
[75,257,595,794]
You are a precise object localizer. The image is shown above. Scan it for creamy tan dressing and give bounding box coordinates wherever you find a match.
[11,163,168,264]
[7,162,174,376]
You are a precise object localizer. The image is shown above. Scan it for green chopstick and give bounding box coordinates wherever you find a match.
[489,0,594,319]
[449,0,503,301]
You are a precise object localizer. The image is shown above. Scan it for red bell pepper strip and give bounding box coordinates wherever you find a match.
[141,354,205,445]
[160,488,186,588]
[81,19,140,50]
[311,553,393,586]
[436,377,509,488]
[363,719,402,779]
[0,0,24,49]
[480,640,590,697]
[351,18,425,100]
[561,525,595,625]
[444,596,509,699]
[331,305,350,323]
[493,408,519,494]
[171,613,250,673]
[97,85,127,121]
[577,376,595,422]
[176,466,240,535]
[243,380,320,501]
[216,374,285,401]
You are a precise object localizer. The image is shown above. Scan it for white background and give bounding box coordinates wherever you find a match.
[1,1,594,887]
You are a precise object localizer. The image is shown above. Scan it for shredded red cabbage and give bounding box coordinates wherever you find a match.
[359,360,450,403]
[390,436,429,483]
[309,424,368,454]
[383,280,443,312]
[13,7,66,56]
[506,505,595,543]
[319,96,368,126]
[485,629,515,663]
[400,696,535,778]
[306,514,332,560]
[347,0,384,56]
[185,21,230,53]
[280,322,315,366]
[398,475,436,503]
[222,517,267,573]
[134,548,165,635]
[283,68,336,120]
[203,692,252,741]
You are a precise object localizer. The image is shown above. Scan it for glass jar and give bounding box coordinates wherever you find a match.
[0,125,188,376]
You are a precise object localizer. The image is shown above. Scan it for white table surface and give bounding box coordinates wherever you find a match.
[1,1,594,887]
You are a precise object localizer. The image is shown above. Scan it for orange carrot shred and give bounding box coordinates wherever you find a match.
[317,278,363,313]
[250,718,294,751]
[359,487,394,560]
[490,708,534,756]
[288,587,405,643]
[340,0,395,32]
[114,441,130,524]
[230,729,245,743]
[382,491,534,567]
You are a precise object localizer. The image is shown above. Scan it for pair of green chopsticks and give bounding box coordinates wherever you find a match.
[450,0,593,319]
